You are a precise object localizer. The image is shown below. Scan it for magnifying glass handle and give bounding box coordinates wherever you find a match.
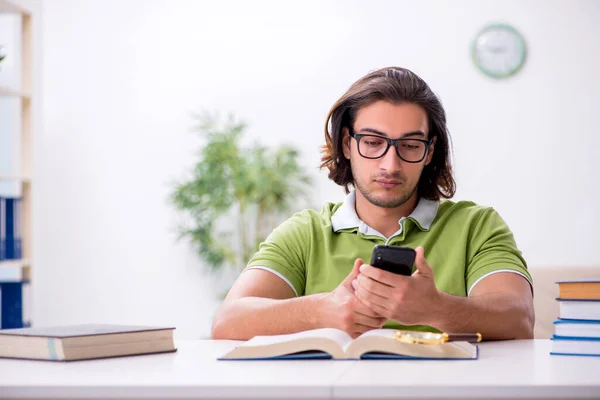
[444,333,482,343]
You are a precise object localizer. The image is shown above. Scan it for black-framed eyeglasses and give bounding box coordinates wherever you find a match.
[349,128,432,163]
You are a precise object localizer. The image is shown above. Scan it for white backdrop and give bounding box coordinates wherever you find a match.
[9,0,600,338]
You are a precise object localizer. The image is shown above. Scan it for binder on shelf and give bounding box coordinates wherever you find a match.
[0,281,24,329]
[0,196,5,260]
[3,197,22,260]
[0,196,6,261]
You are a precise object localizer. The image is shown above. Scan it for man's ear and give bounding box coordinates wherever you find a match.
[424,136,437,166]
[342,127,351,160]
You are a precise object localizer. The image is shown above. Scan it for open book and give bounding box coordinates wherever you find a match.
[219,328,478,360]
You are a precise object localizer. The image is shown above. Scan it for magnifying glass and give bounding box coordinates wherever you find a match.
[394,330,482,345]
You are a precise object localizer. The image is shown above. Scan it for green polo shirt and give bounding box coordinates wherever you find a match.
[246,192,532,332]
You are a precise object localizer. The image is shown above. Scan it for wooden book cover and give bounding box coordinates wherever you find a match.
[0,324,177,361]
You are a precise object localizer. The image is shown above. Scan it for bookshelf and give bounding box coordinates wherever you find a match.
[0,0,33,328]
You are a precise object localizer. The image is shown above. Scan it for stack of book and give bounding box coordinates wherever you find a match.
[551,279,600,357]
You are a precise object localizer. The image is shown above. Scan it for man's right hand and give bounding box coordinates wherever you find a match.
[318,258,387,338]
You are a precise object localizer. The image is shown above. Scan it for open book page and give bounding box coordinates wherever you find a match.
[220,328,353,359]
[345,329,477,359]
[337,328,395,352]
[245,328,352,348]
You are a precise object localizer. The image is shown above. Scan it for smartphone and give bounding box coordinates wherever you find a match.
[370,245,415,276]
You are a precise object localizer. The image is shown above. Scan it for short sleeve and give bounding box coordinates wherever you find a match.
[245,211,310,296]
[466,208,533,295]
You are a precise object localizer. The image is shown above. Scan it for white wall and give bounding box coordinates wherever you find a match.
[0,13,22,197]
[17,0,600,338]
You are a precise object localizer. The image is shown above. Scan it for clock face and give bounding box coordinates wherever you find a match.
[472,24,527,79]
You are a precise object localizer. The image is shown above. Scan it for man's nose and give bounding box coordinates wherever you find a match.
[379,146,403,171]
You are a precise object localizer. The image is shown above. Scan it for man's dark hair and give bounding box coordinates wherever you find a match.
[320,67,456,200]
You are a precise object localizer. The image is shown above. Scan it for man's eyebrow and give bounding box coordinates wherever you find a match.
[359,128,426,138]
[402,131,426,138]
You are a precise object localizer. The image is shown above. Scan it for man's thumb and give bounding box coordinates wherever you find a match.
[413,246,433,277]
[342,258,364,287]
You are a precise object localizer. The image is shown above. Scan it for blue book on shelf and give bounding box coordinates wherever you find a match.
[0,196,5,261]
[0,281,24,329]
[3,198,22,260]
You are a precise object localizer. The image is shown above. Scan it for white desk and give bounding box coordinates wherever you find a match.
[0,340,598,399]
[334,340,600,399]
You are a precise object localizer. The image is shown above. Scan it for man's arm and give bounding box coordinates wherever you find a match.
[212,260,387,340]
[211,269,322,340]
[353,247,534,340]
[430,273,534,340]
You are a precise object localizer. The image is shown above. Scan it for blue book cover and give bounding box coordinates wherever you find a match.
[219,347,480,361]
[219,351,334,361]
[551,335,600,341]
[554,319,600,325]
[556,298,600,302]
[360,346,480,360]
[550,335,600,357]
[0,196,5,261]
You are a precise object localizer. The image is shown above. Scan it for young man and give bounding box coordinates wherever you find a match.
[211,67,534,340]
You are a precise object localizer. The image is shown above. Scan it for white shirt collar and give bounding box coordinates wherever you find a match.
[331,191,439,235]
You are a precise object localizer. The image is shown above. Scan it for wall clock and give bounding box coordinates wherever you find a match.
[472,23,527,79]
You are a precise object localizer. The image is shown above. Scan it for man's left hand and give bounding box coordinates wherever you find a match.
[352,246,442,326]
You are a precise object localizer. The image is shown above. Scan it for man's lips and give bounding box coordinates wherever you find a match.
[376,179,401,184]
[375,179,402,188]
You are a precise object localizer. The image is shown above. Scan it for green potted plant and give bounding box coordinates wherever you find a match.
[171,112,312,292]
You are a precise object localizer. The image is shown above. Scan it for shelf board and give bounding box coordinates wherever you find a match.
[0,0,29,15]
[0,175,31,183]
[0,85,31,99]
[0,259,31,282]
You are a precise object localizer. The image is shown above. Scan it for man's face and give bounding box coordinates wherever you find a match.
[342,101,435,208]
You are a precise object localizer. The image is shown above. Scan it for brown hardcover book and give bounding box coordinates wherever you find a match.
[0,324,176,361]
[557,279,600,300]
